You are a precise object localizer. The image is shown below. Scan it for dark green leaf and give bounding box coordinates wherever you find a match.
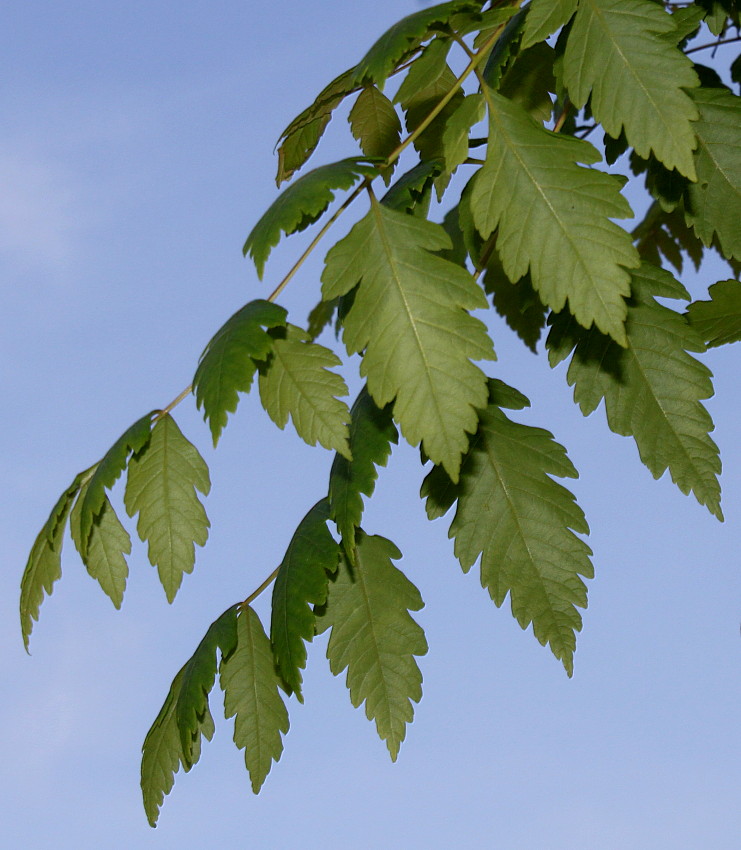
[349,86,401,185]
[499,42,556,123]
[686,279,741,347]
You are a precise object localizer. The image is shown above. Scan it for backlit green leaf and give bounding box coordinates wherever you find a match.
[258,324,352,458]
[547,262,722,519]
[394,37,452,106]
[472,90,638,344]
[563,0,700,178]
[329,386,398,556]
[521,0,577,50]
[442,94,485,174]
[322,195,495,481]
[270,499,339,700]
[317,531,427,761]
[124,414,211,602]
[422,380,592,676]
[498,42,556,123]
[686,279,741,348]
[193,299,288,445]
[349,86,401,184]
[244,158,379,278]
[221,606,289,794]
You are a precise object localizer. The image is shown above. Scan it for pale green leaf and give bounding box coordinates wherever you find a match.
[20,472,86,650]
[521,0,577,49]
[472,90,638,344]
[393,37,452,106]
[141,666,215,827]
[442,94,485,174]
[244,158,379,278]
[422,380,593,675]
[193,299,288,445]
[70,482,131,609]
[221,606,289,794]
[124,414,211,602]
[686,279,741,348]
[322,196,495,481]
[329,386,398,556]
[275,66,359,185]
[317,531,427,761]
[684,87,741,261]
[258,324,351,458]
[176,606,238,767]
[547,262,722,519]
[270,499,339,700]
[563,0,700,178]
[348,86,401,185]
[77,413,153,557]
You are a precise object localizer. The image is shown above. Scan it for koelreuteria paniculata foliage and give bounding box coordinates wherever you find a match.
[21,0,741,826]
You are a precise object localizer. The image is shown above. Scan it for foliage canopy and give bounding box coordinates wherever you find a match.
[21,0,741,827]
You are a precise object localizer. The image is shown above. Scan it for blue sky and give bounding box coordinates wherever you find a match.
[2,2,740,848]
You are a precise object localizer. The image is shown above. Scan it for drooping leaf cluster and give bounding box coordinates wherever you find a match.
[21,0,740,826]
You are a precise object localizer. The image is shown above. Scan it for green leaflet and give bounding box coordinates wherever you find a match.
[193,299,288,445]
[442,94,485,174]
[481,8,527,90]
[141,666,215,827]
[244,158,379,279]
[221,606,290,794]
[275,66,359,185]
[349,86,401,185]
[70,481,131,609]
[328,386,398,557]
[563,0,700,179]
[20,471,87,650]
[321,196,495,482]
[684,88,741,261]
[394,37,452,106]
[124,414,211,602]
[521,0,577,49]
[352,1,483,88]
[547,262,723,520]
[633,201,704,275]
[686,279,741,348]
[379,159,442,217]
[270,499,339,700]
[258,324,352,458]
[317,531,427,761]
[422,379,593,676]
[498,42,556,123]
[176,606,238,767]
[472,90,638,345]
[77,413,153,558]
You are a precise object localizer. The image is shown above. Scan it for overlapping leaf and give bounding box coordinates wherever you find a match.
[349,86,401,184]
[482,248,546,352]
[394,37,452,106]
[563,0,700,178]
[70,481,131,609]
[422,379,592,675]
[329,386,398,556]
[547,262,722,519]
[686,279,741,347]
[684,87,741,260]
[77,413,153,556]
[193,299,288,445]
[521,0,577,49]
[442,94,485,174]
[20,471,87,650]
[270,499,339,699]
[244,159,379,278]
[498,42,555,123]
[317,531,427,760]
[471,90,638,344]
[124,414,211,602]
[633,200,704,274]
[258,324,351,457]
[322,196,495,480]
[222,606,290,794]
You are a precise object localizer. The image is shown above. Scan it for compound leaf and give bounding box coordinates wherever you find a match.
[472,90,638,345]
[258,324,351,458]
[222,606,290,794]
[684,87,741,260]
[124,414,211,602]
[322,196,495,481]
[244,159,379,278]
[20,471,86,650]
[686,279,741,347]
[422,380,592,676]
[193,299,288,445]
[563,0,700,178]
[547,262,722,519]
[270,499,339,700]
[317,531,427,761]
[329,386,398,556]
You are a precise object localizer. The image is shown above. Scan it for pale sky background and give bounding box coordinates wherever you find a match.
[2,3,740,848]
